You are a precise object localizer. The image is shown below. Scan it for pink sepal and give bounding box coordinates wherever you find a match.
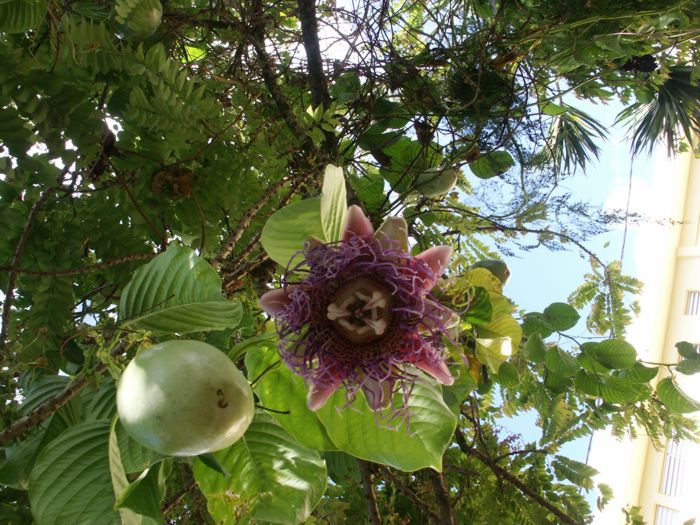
[342,205,374,241]
[416,358,454,385]
[259,286,297,317]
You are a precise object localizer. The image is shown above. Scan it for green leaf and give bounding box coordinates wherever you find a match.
[542,302,580,331]
[677,357,700,375]
[244,336,336,451]
[109,418,159,525]
[676,341,698,359]
[541,102,567,116]
[620,362,659,383]
[600,378,648,404]
[523,333,546,363]
[442,369,477,414]
[323,451,361,485]
[29,420,122,524]
[196,453,230,478]
[496,361,519,387]
[591,339,637,369]
[544,347,579,376]
[194,411,327,525]
[260,197,326,267]
[552,455,598,491]
[464,287,493,324]
[574,370,602,397]
[657,378,700,413]
[0,0,48,33]
[469,151,515,179]
[521,312,554,339]
[119,245,242,333]
[320,165,347,242]
[115,460,172,521]
[115,420,165,474]
[316,380,456,472]
[476,337,511,374]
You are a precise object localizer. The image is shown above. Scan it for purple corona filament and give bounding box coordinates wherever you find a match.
[260,205,456,412]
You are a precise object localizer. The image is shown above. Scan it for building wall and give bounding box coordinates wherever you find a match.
[590,150,699,524]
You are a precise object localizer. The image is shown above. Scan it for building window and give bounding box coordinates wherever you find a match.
[655,505,681,525]
[660,440,689,498]
[686,291,700,315]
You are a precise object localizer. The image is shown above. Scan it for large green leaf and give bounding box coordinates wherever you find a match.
[115,460,171,522]
[320,165,347,243]
[119,245,241,333]
[194,411,327,525]
[109,419,160,525]
[316,380,456,472]
[475,337,511,374]
[469,151,515,179]
[260,197,326,267]
[28,419,121,525]
[657,378,700,413]
[591,339,637,369]
[544,347,579,376]
[542,302,580,331]
[244,337,336,451]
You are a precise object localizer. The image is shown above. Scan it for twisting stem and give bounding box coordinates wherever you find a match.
[359,460,381,525]
[454,428,582,525]
[0,340,131,446]
[1,187,58,353]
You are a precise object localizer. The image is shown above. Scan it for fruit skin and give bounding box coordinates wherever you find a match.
[117,340,254,456]
[413,168,459,197]
[470,259,511,285]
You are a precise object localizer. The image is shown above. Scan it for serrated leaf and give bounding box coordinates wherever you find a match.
[119,245,241,333]
[260,197,326,267]
[657,378,700,413]
[316,380,456,472]
[620,362,659,383]
[244,337,336,451]
[496,361,519,387]
[521,312,554,339]
[574,370,602,397]
[600,378,647,404]
[29,419,121,524]
[592,339,637,369]
[469,151,515,179]
[194,412,327,525]
[677,357,700,375]
[542,302,580,331]
[320,165,347,242]
[523,333,546,363]
[0,0,48,33]
[544,347,579,376]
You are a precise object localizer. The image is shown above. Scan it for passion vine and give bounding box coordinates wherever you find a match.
[260,205,457,412]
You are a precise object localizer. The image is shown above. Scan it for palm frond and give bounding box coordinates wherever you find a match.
[547,104,608,174]
[616,66,700,157]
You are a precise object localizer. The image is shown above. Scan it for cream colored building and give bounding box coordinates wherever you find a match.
[589,149,700,525]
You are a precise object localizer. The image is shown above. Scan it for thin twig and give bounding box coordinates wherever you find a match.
[161,479,197,516]
[454,428,582,525]
[359,460,381,525]
[0,340,131,446]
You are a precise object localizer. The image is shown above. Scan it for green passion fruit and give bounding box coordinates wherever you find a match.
[116,340,254,456]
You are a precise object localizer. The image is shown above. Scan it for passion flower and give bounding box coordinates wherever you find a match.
[259,205,457,412]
